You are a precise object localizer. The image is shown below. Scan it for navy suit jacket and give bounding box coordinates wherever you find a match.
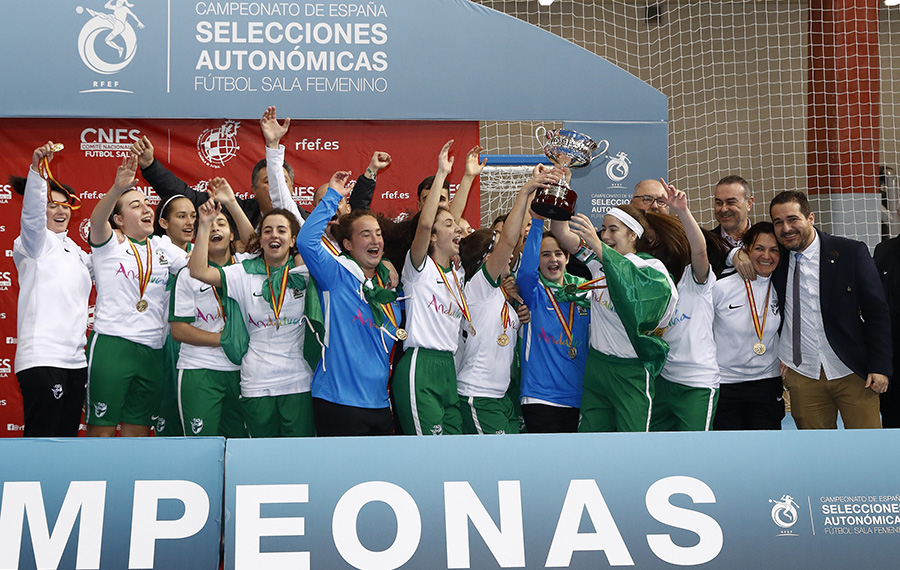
[772,229,892,380]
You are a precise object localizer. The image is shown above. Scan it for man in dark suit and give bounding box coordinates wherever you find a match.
[874,204,900,428]
[770,190,891,429]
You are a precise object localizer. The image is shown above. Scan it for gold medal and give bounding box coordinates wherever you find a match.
[568,346,577,359]
[396,328,408,341]
[497,333,510,347]
[136,299,148,312]
[469,324,476,336]
[753,342,766,355]
[50,143,65,152]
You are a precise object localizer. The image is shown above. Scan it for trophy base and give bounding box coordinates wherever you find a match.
[531,187,577,221]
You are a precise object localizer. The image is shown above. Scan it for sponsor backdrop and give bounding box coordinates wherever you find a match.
[2,432,899,569]
[0,118,478,435]
[0,0,668,431]
[0,0,665,122]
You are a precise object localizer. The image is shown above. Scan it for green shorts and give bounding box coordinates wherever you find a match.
[393,347,462,436]
[86,332,163,427]
[178,368,247,438]
[459,394,519,435]
[651,376,719,432]
[242,391,314,438]
[578,348,653,433]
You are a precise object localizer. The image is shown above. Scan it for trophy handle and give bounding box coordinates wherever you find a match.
[592,139,610,160]
[535,126,547,146]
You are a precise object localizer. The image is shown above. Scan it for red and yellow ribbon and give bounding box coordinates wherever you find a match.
[743,278,771,345]
[576,275,607,291]
[375,272,399,331]
[38,154,82,210]
[542,283,576,348]
[266,262,290,326]
[128,238,153,305]
[321,235,341,256]
[432,257,472,326]
[499,283,512,335]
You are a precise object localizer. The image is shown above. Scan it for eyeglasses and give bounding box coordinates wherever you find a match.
[634,195,667,207]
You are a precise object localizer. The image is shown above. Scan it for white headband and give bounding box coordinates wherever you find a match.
[607,207,644,238]
[160,194,189,215]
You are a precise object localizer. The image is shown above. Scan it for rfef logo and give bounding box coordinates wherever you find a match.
[76,2,144,75]
[197,121,241,168]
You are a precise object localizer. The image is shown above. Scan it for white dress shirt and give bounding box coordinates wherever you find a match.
[779,232,854,380]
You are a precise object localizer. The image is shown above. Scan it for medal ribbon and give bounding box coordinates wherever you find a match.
[321,235,340,256]
[128,238,152,304]
[542,284,576,347]
[743,279,771,345]
[266,262,290,325]
[374,273,399,330]
[432,258,472,325]
[499,283,511,334]
[576,275,607,290]
[38,156,82,210]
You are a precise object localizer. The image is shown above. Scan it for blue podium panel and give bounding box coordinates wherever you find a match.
[224,431,900,570]
[0,437,225,570]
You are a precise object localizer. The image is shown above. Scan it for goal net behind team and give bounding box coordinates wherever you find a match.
[473,1,900,245]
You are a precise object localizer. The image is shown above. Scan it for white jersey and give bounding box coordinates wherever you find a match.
[171,253,255,372]
[712,272,781,384]
[582,253,676,359]
[13,168,93,372]
[401,253,464,352]
[661,265,720,388]
[456,266,521,398]
[221,262,312,397]
[91,233,187,349]
[266,144,305,229]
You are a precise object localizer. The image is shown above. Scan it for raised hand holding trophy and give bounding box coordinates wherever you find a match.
[530,127,609,220]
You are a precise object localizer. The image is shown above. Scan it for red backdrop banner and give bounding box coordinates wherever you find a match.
[0,118,479,436]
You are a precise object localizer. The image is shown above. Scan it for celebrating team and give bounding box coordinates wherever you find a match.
[11,108,893,437]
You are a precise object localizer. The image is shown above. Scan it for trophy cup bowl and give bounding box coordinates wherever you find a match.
[530,127,609,220]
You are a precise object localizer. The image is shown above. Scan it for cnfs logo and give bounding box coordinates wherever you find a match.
[76,1,145,75]
[198,121,242,168]
[769,494,800,537]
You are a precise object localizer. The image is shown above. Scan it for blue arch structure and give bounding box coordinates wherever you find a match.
[0,0,665,122]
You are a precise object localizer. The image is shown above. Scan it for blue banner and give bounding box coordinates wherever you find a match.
[566,121,669,225]
[0,0,665,121]
[0,438,225,570]
[223,430,900,569]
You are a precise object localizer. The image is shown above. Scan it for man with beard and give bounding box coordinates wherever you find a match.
[770,190,891,429]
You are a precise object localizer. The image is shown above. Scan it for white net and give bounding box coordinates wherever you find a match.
[480,165,539,227]
[474,0,900,247]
